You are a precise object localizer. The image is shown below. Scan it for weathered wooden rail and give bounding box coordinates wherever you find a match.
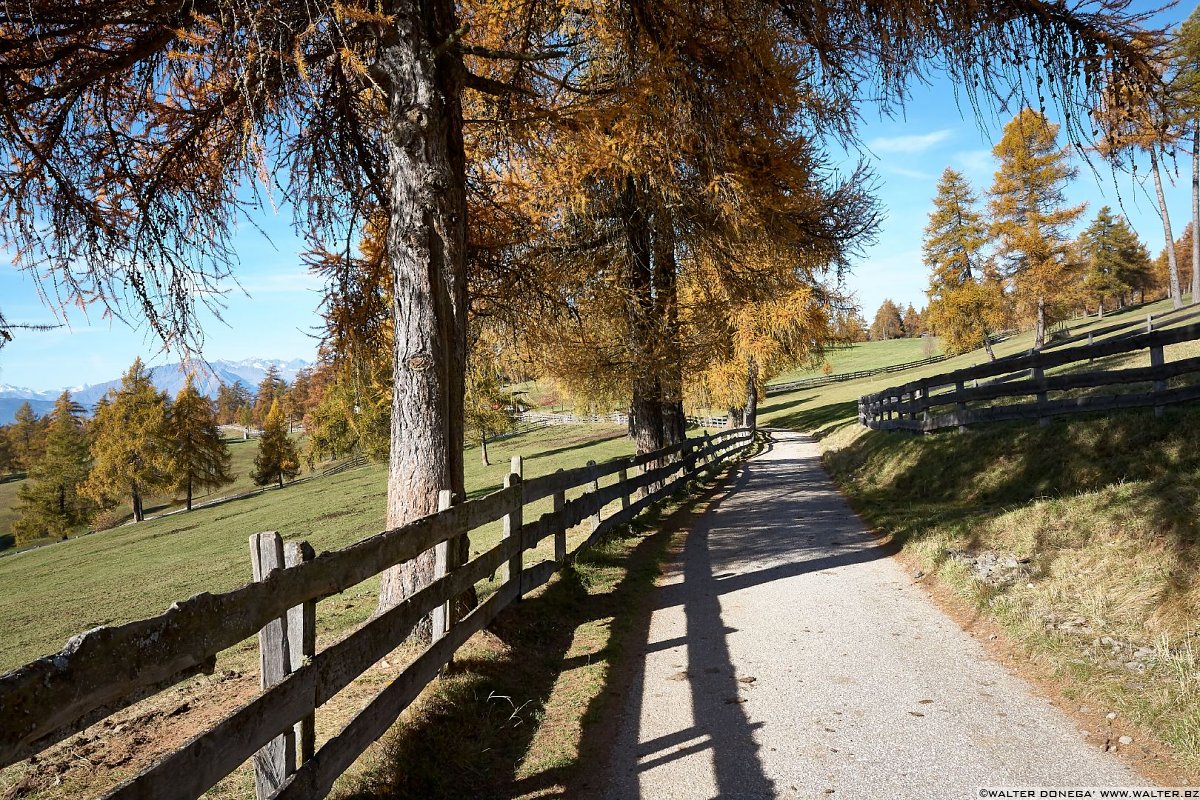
[0,428,755,799]
[859,322,1200,433]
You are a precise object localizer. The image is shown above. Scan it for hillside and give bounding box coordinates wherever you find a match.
[759,299,1200,773]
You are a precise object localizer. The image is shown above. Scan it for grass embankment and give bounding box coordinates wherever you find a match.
[760,299,1200,775]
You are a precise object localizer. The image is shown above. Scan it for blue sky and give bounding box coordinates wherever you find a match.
[0,1,1193,391]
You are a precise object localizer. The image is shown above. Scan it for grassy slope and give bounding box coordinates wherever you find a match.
[0,425,635,672]
[761,298,1200,773]
[769,335,942,384]
[0,433,288,553]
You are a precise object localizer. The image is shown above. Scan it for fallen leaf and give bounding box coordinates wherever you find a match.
[909,711,925,717]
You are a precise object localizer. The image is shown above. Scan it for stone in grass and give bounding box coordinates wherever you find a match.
[1118,736,1133,745]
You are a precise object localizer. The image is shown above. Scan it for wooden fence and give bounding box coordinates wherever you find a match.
[859,322,1200,433]
[0,428,755,800]
[765,351,951,395]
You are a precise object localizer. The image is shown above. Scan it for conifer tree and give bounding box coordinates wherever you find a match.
[13,392,92,542]
[464,360,512,467]
[0,427,13,475]
[252,365,287,427]
[251,400,300,490]
[1078,206,1153,315]
[870,300,905,340]
[989,109,1086,348]
[84,359,172,523]
[9,402,45,471]
[902,304,923,337]
[923,167,1006,358]
[168,376,234,511]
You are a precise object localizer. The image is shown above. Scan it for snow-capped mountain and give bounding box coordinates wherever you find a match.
[0,358,312,423]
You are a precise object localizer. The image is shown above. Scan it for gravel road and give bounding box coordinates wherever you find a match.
[596,429,1147,799]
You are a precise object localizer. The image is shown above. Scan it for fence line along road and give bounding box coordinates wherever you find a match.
[859,322,1200,433]
[0,428,756,800]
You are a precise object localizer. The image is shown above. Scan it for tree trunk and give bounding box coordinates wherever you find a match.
[1034,295,1047,349]
[480,434,489,466]
[374,1,472,627]
[1193,124,1199,304]
[186,476,193,512]
[744,358,759,431]
[982,332,996,362]
[621,175,665,459]
[131,483,143,523]
[1151,147,1183,310]
[654,206,686,449]
[727,407,744,428]
[277,471,283,490]
[1098,299,1104,319]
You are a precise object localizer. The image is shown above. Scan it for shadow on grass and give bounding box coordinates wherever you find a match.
[341,467,742,800]
[825,405,1200,562]
[765,399,859,439]
[524,432,628,463]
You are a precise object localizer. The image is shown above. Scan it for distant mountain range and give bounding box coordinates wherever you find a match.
[0,358,311,424]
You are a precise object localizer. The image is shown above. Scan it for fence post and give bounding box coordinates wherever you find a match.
[283,540,316,766]
[1088,332,1095,363]
[918,379,930,433]
[955,380,967,433]
[618,464,630,509]
[505,456,524,598]
[1151,344,1166,417]
[1147,313,1154,333]
[1033,357,1049,427]
[587,459,601,533]
[553,469,566,562]
[431,489,453,643]
[249,532,295,799]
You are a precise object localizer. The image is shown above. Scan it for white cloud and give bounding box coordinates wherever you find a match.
[883,165,937,181]
[868,129,954,154]
[951,149,996,177]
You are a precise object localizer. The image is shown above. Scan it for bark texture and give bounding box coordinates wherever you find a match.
[375,2,470,626]
[1151,147,1183,309]
[1193,126,1199,304]
[744,358,759,431]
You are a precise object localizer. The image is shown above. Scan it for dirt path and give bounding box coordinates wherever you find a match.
[595,430,1147,799]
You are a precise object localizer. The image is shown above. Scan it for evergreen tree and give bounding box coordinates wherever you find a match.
[252,365,286,427]
[13,391,92,542]
[924,167,1006,358]
[168,376,234,511]
[1078,206,1153,315]
[464,361,512,467]
[84,359,172,522]
[869,299,904,340]
[1175,8,1200,304]
[0,426,14,475]
[989,109,1086,348]
[9,401,45,471]
[902,304,923,337]
[251,400,300,489]
[215,382,251,426]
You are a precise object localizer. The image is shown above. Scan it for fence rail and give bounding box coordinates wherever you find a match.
[0,428,756,800]
[859,321,1200,433]
[766,351,951,395]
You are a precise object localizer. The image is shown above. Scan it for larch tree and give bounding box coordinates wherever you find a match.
[989,109,1087,348]
[463,357,511,467]
[1094,43,1184,308]
[923,167,1005,359]
[13,392,92,542]
[251,400,300,489]
[168,376,234,511]
[0,0,1163,623]
[1078,206,1153,314]
[1173,8,1200,303]
[9,402,46,472]
[252,365,287,427]
[84,359,172,523]
[870,300,905,341]
[0,427,13,475]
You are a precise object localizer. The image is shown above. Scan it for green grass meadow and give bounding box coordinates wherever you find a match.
[0,424,636,672]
